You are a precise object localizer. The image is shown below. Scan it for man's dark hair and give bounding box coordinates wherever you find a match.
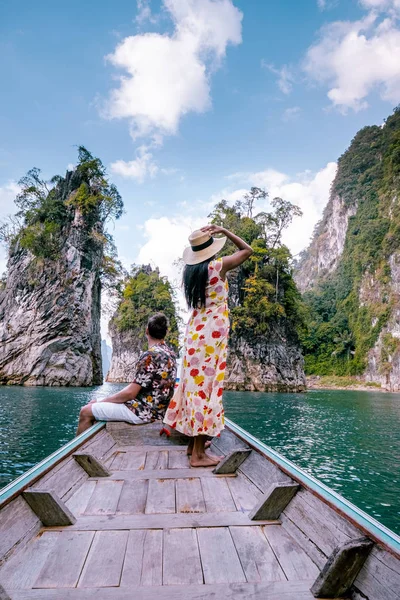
[147,313,169,340]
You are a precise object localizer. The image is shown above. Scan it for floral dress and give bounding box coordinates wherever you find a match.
[125,343,177,423]
[164,258,229,436]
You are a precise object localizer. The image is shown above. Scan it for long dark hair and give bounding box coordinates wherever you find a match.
[183,256,214,309]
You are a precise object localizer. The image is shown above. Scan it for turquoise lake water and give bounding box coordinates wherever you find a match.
[0,384,399,534]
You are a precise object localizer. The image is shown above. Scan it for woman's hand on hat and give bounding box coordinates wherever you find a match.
[201,224,226,235]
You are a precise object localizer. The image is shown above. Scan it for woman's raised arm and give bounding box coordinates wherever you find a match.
[200,225,253,277]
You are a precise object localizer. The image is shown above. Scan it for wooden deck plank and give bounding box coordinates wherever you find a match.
[140,530,163,586]
[238,450,291,491]
[0,532,60,589]
[201,477,236,513]
[65,482,96,517]
[176,479,206,513]
[109,452,125,470]
[84,481,124,515]
[33,531,94,588]
[354,546,400,600]
[7,579,317,599]
[119,530,146,587]
[120,451,146,471]
[116,480,148,514]
[163,529,203,585]
[197,527,246,584]
[145,479,176,514]
[115,445,190,453]
[144,450,168,470]
[49,512,279,531]
[0,497,41,564]
[78,531,128,588]
[168,451,190,469]
[264,524,319,581]
[227,473,263,511]
[229,526,286,583]
[90,468,220,480]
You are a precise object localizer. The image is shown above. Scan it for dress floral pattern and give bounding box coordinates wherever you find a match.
[164,258,229,436]
[125,343,177,423]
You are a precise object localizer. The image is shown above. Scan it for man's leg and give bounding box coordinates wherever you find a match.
[76,404,95,436]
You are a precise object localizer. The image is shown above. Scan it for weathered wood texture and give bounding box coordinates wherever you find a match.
[353,545,400,600]
[163,529,203,585]
[176,479,206,513]
[0,532,60,590]
[311,537,374,598]
[7,580,317,599]
[73,454,111,477]
[212,428,250,455]
[92,467,229,481]
[264,525,319,581]
[238,450,292,491]
[197,527,246,583]
[78,531,128,588]
[0,584,11,600]
[213,449,252,475]
[33,531,94,588]
[280,488,361,567]
[84,481,124,515]
[22,490,76,527]
[0,496,41,565]
[51,512,278,531]
[229,526,285,583]
[106,422,187,447]
[249,482,299,520]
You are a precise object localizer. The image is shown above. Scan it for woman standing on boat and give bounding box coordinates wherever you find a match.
[164,225,253,467]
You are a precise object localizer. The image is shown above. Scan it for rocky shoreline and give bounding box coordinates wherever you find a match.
[306,375,388,393]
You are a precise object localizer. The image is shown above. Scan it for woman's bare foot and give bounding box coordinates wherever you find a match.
[186,438,194,456]
[187,439,212,455]
[190,453,221,467]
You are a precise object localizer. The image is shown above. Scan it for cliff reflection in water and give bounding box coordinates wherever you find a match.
[0,385,399,535]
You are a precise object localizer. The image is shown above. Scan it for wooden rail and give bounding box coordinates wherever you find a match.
[226,418,400,557]
[0,422,105,508]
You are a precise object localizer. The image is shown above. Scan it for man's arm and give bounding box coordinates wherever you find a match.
[92,382,142,404]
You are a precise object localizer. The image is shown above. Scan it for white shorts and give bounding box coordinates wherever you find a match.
[91,401,144,425]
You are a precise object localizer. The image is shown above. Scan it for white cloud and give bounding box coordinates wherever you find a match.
[226,162,338,255]
[135,0,158,25]
[317,0,338,10]
[0,181,19,275]
[262,61,294,95]
[359,0,400,11]
[304,11,400,112]
[133,161,338,315]
[282,106,301,122]
[104,0,243,140]
[110,145,159,182]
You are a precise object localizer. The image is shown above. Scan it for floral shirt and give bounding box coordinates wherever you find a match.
[125,343,177,423]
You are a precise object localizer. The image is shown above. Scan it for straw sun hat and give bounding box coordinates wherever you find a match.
[183,229,227,265]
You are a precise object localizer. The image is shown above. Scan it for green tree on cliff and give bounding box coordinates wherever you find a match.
[112,265,180,352]
[0,146,124,287]
[209,189,305,337]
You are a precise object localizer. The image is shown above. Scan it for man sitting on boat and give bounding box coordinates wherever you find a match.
[76,313,177,435]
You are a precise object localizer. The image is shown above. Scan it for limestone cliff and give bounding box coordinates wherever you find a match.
[295,193,357,293]
[0,149,123,386]
[106,265,179,383]
[225,326,306,392]
[296,108,400,390]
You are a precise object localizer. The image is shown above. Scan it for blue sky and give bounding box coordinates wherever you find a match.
[1,0,400,323]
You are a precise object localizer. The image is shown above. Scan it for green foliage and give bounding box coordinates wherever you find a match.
[301,107,400,375]
[114,267,180,352]
[0,147,124,272]
[209,190,305,338]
